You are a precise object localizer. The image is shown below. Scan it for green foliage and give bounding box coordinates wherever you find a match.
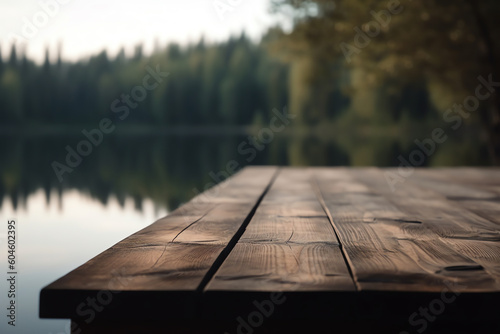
[271,0,500,127]
[0,35,292,127]
[0,26,449,129]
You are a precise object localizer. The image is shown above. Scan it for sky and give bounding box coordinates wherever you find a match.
[0,0,287,63]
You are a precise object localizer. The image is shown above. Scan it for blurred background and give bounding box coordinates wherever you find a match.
[0,0,499,332]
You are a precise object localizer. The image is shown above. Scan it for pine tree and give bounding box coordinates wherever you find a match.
[0,46,3,74]
[8,45,17,68]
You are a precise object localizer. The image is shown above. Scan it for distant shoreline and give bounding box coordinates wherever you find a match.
[0,123,484,138]
[0,125,251,136]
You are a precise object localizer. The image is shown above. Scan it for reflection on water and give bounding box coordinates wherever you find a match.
[0,132,491,213]
[0,132,492,333]
[0,188,166,334]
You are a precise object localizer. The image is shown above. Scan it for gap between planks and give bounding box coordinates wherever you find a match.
[195,167,281,293]
[311,170,358,291]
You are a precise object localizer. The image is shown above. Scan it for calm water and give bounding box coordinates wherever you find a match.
[0,132,492,333]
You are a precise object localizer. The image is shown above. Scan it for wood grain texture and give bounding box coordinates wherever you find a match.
[411,169,500,225]
[314,167,500,292]
[40,166,277,319]
[405,169,500,287]
[356,168,500,291]
[45,203,258,291]
[187,166,278,204]
[40,166,500,324]
[207,168,355,291]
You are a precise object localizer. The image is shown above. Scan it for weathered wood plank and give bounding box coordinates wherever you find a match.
[45,203,256,291]
[363,169,500,242]
[416,168,500,188]
[207,168,355,291]
[40,166,500,327]
[411,168,500,200]
[411,169,500,225]
[313,167,500,292]
[400,170,500,286]
[187,166,279,204]
[356,168,500,290]
[40,166,277,319]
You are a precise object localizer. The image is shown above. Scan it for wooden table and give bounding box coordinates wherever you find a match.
[40,167,500,333]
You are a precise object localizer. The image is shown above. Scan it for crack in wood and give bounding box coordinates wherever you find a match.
[149,205,219,270]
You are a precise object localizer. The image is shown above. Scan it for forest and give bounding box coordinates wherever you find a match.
[1,1,498,133]
[0,31,290,127]
[0,28,454,130]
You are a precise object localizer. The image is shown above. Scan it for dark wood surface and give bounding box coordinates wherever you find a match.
[207,169,355,291]
[39,167,500,333]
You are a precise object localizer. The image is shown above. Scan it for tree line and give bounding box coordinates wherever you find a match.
[0,27,446,129]
[0,31,290,127]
